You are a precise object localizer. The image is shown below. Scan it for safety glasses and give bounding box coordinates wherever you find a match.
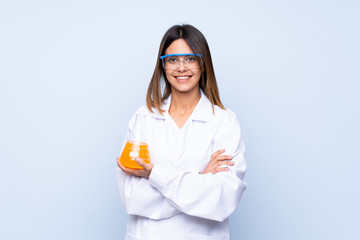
[160,53,202,70]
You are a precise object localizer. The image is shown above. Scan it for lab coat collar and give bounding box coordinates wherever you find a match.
[191,90,214,122]
[151,90,213,122]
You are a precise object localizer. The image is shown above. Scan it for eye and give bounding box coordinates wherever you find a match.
[166,57,178,63]
[186,56,197,62]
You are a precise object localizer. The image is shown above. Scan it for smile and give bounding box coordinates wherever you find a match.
[175,75,192,80]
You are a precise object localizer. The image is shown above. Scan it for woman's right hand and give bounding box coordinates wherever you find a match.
[201,149,234,174]
[117,157,154,179]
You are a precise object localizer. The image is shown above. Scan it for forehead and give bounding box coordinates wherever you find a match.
[165,39,194,55]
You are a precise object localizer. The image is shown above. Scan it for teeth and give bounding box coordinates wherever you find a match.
[176,76,190,79]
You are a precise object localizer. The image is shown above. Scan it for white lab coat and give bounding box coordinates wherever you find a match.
[117,90,247,240]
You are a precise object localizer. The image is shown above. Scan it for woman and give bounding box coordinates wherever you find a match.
[117,24,246,240]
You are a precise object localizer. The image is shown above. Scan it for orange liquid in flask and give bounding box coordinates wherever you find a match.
[120,141,151,169]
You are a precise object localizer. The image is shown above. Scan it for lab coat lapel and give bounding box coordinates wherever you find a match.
[150,91,214,166]
[184,90,213,143]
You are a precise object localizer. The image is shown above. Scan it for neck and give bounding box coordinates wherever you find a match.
[169,87,201,114]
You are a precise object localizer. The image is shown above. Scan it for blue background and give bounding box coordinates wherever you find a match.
[1,0,359,239]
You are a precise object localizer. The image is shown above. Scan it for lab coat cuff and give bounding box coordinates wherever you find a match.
[149,164,174,192]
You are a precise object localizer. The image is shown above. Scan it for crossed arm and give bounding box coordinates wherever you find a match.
[117,148,234,178]
[116,110,246,221]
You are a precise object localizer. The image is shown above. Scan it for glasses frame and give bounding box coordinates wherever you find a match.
[160,53,202,70]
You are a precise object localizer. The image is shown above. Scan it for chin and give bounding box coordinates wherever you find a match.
[172,84,199,94]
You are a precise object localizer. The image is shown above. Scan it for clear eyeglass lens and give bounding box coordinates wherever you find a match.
[163,55,200,70]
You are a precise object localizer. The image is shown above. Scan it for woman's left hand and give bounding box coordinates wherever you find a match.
[117,157,154,179]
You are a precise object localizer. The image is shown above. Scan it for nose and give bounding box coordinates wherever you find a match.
[177,60,187,71]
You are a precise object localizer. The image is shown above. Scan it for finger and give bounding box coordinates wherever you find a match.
[135,158,153,171]
[211,149,225,160]
[118,161,125,171]
[122,167,143,177]
[217,160,234,166]
[117,157,121,168]
[118,163,131,173]
[118,163,136,174]
[216,155,233,161]
[214,149,225,156]
[215,167,229,173]
[135,158,147,169]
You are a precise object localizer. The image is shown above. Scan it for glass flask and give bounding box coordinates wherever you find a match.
[119,114,151,169]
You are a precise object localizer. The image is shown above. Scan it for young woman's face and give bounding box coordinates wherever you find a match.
[164,39,201,95]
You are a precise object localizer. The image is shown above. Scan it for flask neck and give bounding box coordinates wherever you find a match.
[132,114,145,144]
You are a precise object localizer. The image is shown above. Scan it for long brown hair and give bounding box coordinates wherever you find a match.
[146,24,225,113]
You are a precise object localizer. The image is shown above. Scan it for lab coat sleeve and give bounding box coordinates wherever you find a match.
[116,110,180,220]
[148,110,247,222]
